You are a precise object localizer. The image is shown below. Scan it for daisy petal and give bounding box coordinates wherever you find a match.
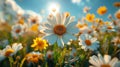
[44,34,58,45]
[104,54,111,64]
[67,27,79,34]
[64,16,70,25]
[44,29,53,34]
[57,38,64,47]
[62,33,75,44]
[56,13,61,24]
[98,54,105,64]
[109,57,118,67]
[66,21,77,28]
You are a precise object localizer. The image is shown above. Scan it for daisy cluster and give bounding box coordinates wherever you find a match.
[0,0,120,67]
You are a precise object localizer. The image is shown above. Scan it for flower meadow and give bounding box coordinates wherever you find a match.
[0,0,120,67]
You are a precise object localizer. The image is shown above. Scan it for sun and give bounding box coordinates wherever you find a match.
[49,3,60,15]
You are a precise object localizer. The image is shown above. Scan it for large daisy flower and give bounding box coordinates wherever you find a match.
[78,34,99,51]
[89,54,119,67]
[42,12,78,47]
[0,43,23,61]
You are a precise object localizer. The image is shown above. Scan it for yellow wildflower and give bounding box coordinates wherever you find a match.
[97,6,107,15]
[25,52,43,63]
[86,13,95,22]
[31,37,48,51]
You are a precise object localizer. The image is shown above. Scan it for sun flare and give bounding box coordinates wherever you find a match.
[49,3,60,15]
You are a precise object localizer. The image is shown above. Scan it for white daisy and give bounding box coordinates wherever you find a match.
[11,24,24,38]
[76,22,90,34]
[0,43,23,61]
[102,22,115,32]
[78,34,99,51]
[25,10,42,26]
[28,15,41,26]
[89,54,119,67]
[42,12,79,47]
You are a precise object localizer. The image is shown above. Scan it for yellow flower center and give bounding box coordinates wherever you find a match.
[5,49,14,57]
[85,39,92,46]
[101,64,111,67]
[77,24,84,28]
[101,10,107,15]
[53,25,66,36]
[37,40,44,47]
[18,18,24,25]
[88,16,92,20]
[15,29,21,33]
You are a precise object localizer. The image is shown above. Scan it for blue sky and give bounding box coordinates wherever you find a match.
[15,0,120,21]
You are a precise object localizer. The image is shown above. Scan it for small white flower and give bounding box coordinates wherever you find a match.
[77,22,90,34]
[11,24,24,38]
[102,22,115,32]
[46,50,53,59]
[79,34,99,51]
[89,54,119,67]
[0,43,23,61]
[83,6,91,13]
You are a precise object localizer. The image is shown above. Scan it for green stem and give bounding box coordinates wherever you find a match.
[8,57,14,67]
[20,58,26,67]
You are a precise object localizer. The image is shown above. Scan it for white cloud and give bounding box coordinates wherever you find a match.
[0,0,42,23]
[5,0,24,16]
[72,0,81,4]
